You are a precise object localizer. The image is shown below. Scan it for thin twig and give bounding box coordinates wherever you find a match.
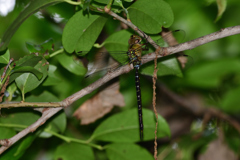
[0,102,62,108]
[0,108,62,154]
[0,76,10,102]
[1,58,13,82]
[152,54,158,160]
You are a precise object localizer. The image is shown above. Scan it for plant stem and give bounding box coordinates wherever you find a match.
[0,123,103,150]
[49,48,64,58]
[64,0,82,5]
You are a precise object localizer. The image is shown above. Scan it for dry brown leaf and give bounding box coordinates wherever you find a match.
[73,82,125,125]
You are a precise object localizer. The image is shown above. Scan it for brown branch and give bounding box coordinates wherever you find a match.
[0,76,9,102]
[1,58,13,82]
[0,102,62,108]
[1,12,240,154]
[105,10,159,49]
[0,108,62,154]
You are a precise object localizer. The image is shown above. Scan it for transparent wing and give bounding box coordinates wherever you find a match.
[76,51,129,78]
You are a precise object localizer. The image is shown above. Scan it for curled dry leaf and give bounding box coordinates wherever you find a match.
[73,82,125,125]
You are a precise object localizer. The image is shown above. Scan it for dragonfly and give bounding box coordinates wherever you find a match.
[127,34,148,140]
[77,29,187,140]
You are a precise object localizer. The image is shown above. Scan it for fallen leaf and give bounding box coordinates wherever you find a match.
[73,82,125,125]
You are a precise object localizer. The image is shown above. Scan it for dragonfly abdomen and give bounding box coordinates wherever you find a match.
[135,68,143,140]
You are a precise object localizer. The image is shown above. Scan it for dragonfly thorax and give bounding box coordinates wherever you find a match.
[127,34,144,69]
[127,45,142,68]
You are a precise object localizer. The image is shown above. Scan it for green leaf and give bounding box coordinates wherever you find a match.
[0,0,65,51]
[62,10,108,53]
[128,0,174,34]
[57,52,87,76]
[0,134,36,160]
[11,66,43,80]
[141,56,183,77]
[220,86,240,113]
[0,112,40,129]
[215,0,227,22]
[43,65,62,86]
[9,54,43,84]
[15,54,43,67]
[15,57,49,94]
[0,49,10,64]
[6,82,18,101]
[104,30,131,52]
[106,143,154,160]
[93,0,131,7]
[25,90,59,102]
[54,142,95,160]
[26,39,54,54]
[185,58,240,88]
[90,108,170,142]
[0,127,16,139]
[103,30,131,64]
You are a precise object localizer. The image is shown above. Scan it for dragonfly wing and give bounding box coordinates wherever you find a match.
[84,51,129,78]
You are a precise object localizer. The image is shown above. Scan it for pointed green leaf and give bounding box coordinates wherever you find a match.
[106,143,154,160]
[54,142,94,160]
[26,39,54,54]
[15,57,49,94]
[0,49,10,64]
[15,54,43,67]
[141,56,183,77]
[9,54,43,84]
[0,0,65,51]
[128,0,174,34]
[43,65,62,86]
[6,82,18,101]
[0,134,36,160]
[103,30,131,52]
[103,30,131,64]
[62,10,108,53]
[25,90,59,102]
[215,0,227,22]
[0,112,40,127]
[11,66,43,80]
[91,108,170,142]
[57,52,87,76]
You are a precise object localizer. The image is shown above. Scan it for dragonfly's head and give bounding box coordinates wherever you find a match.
[128,35,142,46]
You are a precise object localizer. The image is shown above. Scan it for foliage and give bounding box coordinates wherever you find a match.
[0,0,240,159]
